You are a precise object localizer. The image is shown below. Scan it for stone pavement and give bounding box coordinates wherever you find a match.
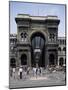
[9,71,66,89]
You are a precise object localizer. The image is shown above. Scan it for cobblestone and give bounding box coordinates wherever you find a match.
[9,70,66,89]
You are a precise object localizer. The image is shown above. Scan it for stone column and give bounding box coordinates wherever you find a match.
[63,57,65,66]
[17,50,20,67]
[45,49,49,68]
[57,57,60,66]
[55,50,58,66]
[58,59,59,66]
[28,50,31,67]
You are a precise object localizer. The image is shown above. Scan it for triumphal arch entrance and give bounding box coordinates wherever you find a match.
[15,14,60,68]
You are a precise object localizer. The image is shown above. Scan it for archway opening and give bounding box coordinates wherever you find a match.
[59,57,64,66]
[63,47,66,51]
[58,47,61,51]
[10,58,16,68]
[49,54,55,65]
[31,32,45,67]
[21,54,27,65]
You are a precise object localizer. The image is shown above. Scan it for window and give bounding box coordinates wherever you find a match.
[63,40,64,44]
[58,47,61,51]
[20,32,27,41]
[65,40,66,44]
[49,33,55,41]
[24,32,27,38]
[10,58,16,68]
[50,34,54,39]
[21,54,27,65]
[21,33,24,38]
[63,47,66,51]
[59,58,64,66]
[49,54,55,65]
[60,40,63,44]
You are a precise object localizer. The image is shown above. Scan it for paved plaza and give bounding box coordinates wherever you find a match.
[9,70,66,89]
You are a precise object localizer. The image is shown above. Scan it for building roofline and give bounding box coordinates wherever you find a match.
[58,37,66,39]
[15,14,59,21]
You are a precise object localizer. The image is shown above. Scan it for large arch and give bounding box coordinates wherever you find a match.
[30,32,46,67]
[10,58,16,68]
[30,30,47,43]
[21,54,27,65]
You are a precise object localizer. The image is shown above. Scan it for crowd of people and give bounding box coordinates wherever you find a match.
[10,65,66,80]
[10,66,43,80]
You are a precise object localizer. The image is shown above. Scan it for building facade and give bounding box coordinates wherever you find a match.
[58,37,66,67]
[9,14,66,68]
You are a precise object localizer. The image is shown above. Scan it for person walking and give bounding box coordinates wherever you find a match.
[24,70,27,79]
[19,66,23,79]
[36,68,38,78]
[13,67,16,79]
[27,67,30,75]
[39,68,41,76]
[10,68,13,77]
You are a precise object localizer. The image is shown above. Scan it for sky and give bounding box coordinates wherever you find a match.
[10,1,66,37]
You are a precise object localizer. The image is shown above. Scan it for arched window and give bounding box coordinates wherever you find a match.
[58,47,61,51]
[20,33,24,38]
[49,33,55,41]
[20,32,27,41]
[59,57,64,66]
[63,47,66,51]
[21,54,27,65]
[10,58,16,68]
[24,32,27,38]
[49,54,55,65]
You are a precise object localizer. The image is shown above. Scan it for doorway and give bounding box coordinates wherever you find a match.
[21,54,27,65]
[31,32,45,67]
[49,54,55,65]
